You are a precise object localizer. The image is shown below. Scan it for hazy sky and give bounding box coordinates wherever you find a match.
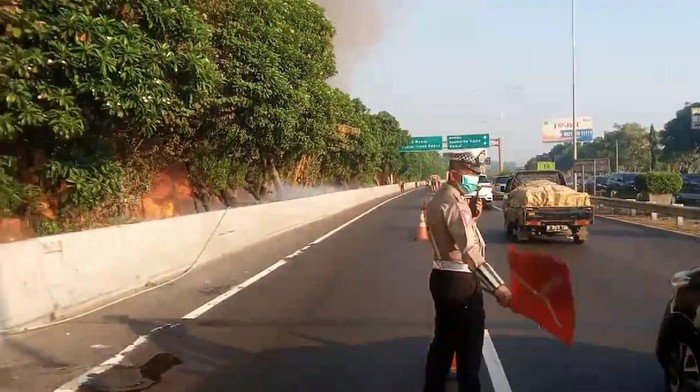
[327,0,699,164]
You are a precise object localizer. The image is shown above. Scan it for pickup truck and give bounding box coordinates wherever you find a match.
[502,170,594,244]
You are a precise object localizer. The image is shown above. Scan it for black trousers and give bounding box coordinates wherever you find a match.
[424,270,485,392]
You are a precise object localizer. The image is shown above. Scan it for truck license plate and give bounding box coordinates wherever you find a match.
[546,225,567,232]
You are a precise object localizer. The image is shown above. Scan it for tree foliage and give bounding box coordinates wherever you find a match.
[660,103,700,173]
[524,102,700,175]
[0,0,429,235]
[0,0,220,231]
[398,151,448,181]
[649,124,659,170]
[635,171,682,195]
[525,123,652,172]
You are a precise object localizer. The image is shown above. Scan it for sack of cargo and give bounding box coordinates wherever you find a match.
[508,179,591,208]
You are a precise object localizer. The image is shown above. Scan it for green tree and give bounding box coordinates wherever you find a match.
[316,90,376,185]
[609,123,650,171]
[660,103,700,173]
[0,0,437,238]
[649,124,659,170]
[371,111,410,184]
[0,0,219,227]
[399,151,448,181]
[193,0,336,199]
[524,122,652,174]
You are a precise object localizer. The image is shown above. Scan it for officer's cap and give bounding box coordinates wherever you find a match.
[445,150,487,171]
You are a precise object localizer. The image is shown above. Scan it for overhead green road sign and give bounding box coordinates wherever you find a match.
[446,133,490,149]
[400,136,443,152]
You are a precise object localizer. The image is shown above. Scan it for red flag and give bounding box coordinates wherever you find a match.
[507,244,576,345]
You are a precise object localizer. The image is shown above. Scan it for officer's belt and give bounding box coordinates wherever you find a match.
[432,260,473,273]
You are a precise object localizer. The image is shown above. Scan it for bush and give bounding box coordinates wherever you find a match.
[634,172,683,194]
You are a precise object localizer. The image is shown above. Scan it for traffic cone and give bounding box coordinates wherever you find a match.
[446,353,457,380]
[416,209,429,241]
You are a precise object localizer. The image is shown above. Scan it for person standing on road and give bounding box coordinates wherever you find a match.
[423,151,512,392]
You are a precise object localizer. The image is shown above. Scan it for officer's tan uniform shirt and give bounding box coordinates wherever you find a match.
[426,183,487,271]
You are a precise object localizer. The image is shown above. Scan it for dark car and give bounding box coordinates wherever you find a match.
[585,176,609,195]
[605,172,640,199]
[675,174,700,206]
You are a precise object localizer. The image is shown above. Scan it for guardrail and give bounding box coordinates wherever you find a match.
[590,196,700,225]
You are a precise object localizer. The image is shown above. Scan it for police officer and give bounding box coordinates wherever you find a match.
[423,150,512,392]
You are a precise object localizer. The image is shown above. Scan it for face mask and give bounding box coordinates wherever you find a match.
[460,174,480,193]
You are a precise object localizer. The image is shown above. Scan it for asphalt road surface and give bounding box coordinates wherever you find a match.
[3,188,699,392]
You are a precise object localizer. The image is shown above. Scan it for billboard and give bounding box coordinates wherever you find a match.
[542,117,594,143]
[573,158,611,173]
[692,107,700,130]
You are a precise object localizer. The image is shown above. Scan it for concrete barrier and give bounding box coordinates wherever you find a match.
[0,183,415,331]
[591,196,700,226]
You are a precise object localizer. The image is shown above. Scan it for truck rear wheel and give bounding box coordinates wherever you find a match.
[505,221,516,241]
[516,226,530,242]
[573,226,588,244]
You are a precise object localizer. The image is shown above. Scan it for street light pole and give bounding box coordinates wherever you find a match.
[571,0,577,158]
[571,0,578,190]
[491,138,503,173]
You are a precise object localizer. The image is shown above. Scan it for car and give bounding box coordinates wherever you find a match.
[675,174,700,206]
[584,175,609,195]
[605,172,640,199]
[464,174,494,208]
[493,175,511,200]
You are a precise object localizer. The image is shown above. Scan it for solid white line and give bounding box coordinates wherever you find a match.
[482,329,512,392]
[52,324,179,392]
[183,189,417,319]
[181,260,288,319]
[492,205,503,211]
[53,189,417,392]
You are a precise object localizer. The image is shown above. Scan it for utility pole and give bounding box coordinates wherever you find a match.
[491,138,503,173]
[615,139,619,172]
[571,0,578,190]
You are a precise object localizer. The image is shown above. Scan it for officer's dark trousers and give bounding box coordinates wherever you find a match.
[424,269,485,392]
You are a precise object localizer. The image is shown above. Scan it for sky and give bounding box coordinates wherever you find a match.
[321,0,699,165]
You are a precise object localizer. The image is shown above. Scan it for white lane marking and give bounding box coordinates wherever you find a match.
[53,189,417,392]
[482,329,512,392]
[182,260,288,319]
[492,205,503,211]
[53,324,179,392]
[183,189,416,319]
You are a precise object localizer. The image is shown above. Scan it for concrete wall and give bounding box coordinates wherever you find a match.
[0,183,417,331]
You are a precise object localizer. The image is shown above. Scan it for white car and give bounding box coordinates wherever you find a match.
[464,175,493,207]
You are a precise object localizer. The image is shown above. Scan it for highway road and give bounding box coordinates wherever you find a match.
[2,188,699,391]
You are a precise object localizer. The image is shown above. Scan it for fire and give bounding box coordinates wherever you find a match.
[0,163,199,243]
[140,163,195,219]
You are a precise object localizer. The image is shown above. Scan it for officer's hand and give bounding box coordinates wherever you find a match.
[472,198,483,218]
[494,285,512,308]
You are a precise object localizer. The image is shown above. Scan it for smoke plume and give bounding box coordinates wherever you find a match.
[314,0,396,91]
